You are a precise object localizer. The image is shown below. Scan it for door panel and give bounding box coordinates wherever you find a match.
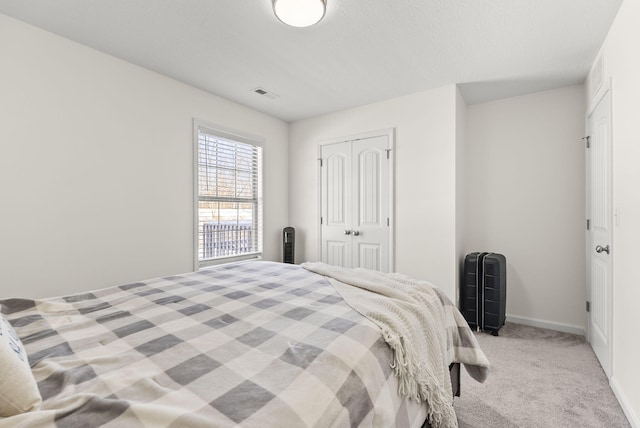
[587,88,612,377]
[358,149,381,226]
[357,243,382,271]
[326,241,348,268]
[327,153,347,225]
[591,260,607,338]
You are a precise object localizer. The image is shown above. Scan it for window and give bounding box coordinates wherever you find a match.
[194,121,263,267]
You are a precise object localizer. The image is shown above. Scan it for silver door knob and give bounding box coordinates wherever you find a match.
[595,245,610,254]
[352,230,360,236]
[344,229,352,235]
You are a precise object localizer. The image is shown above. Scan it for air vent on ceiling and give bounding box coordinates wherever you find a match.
[252,87,279,99]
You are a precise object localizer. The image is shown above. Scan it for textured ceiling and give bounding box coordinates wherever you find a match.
[0,0,623,122]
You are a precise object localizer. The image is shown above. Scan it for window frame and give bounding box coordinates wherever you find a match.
[193,119,264,270]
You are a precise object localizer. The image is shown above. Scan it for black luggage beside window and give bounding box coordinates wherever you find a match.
[461,252,507,336]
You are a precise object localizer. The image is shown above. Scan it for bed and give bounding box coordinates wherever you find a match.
[0,261,489,428]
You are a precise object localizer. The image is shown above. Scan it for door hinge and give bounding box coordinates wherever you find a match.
[587,219,590,230]
[387,218,390,226]
[320,217,323,225]
[582,136,590,148]
[318,158,323,167]
[586,301,591,312]
[385,149,391,159]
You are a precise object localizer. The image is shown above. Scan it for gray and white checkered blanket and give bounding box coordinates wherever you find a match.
[302,263,490,428]
[0,261,487,428]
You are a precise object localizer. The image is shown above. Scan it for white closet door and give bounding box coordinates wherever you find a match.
[321,141,353,268]
[352,137,389,272]
[320,134,391,272]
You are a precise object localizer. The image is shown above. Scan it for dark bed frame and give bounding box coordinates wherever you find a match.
[450,362,461,398]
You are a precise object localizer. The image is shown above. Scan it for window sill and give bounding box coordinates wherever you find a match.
[197,253,262,270]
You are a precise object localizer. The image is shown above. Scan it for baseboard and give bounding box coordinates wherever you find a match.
[611,376,639,428]
[506,314,585,336]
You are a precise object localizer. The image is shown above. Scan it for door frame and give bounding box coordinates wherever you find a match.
[317,128,395,271]
[585,77,613,377]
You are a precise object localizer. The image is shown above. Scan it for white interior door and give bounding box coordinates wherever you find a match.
[586,87,612,377]
[320,141,353,268]
[351,137,390,272]
[320,133,392,272]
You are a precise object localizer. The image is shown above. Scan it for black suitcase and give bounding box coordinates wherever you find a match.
[461,252,506,336]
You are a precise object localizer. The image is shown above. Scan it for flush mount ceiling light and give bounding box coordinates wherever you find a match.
[273,0,326,28]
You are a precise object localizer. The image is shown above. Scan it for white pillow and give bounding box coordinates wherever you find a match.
[0,315,42,417]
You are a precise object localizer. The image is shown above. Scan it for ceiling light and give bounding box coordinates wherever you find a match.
[273,0,326,28]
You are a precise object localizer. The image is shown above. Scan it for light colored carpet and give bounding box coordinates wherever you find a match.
[454,323,630,428]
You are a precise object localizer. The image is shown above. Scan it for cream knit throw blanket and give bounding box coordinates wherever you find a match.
[302,262,458,428]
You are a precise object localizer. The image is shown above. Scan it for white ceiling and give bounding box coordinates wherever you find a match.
[0,0,622,122]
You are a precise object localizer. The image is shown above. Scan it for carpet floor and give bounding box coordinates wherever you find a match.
[453,322,630,427]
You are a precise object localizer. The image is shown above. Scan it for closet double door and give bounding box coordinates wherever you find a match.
[320,133,393,272]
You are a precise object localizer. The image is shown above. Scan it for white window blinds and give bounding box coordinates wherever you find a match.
[195,122,263,265]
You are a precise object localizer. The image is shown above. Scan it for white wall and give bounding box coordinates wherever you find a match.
[289,85,459,301]
[464,86,587,332]
[0,14,289,299]
[591,1,640,425]
[455,87,468,305]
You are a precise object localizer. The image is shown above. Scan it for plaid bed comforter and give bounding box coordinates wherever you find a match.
[0,261,430,428]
